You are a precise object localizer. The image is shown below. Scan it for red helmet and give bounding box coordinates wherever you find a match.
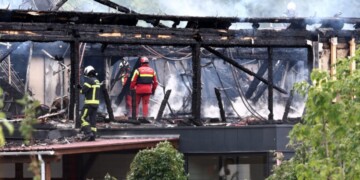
[139,56,149,64]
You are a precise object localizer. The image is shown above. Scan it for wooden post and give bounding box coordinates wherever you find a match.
[69,41,80,128]
[131,89,137,120]
[191,43,202,125]
[45,162,51,180]
[245,61,269,99]
[102,84,114,122]
[155,90,172,122]
[268,47,274,121]
[312,41,321,70]
[349,38,356,73]
[330,37,337,79]
[282,89,294,121]
[214,88,226,122]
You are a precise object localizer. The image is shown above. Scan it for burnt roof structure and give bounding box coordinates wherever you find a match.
[0,3,359,178]
[0,8,358,123]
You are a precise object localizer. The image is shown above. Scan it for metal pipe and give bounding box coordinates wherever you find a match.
[7,55,11,84]
[0,151,55,156]
[38,154,45,180]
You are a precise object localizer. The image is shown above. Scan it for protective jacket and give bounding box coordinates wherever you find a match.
[130,64,158,94]
[81,76,101,107]
[80,75,100,141]
[121,72,132,115]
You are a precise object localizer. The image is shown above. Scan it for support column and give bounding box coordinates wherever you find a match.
[349,38,356,73]
[312,41,320,69]
[155,90,172,122]
[267,47,273,121]
[191,43,201,123]
[25,42,33,93]
[45,162,51,180]
[69,41,80,128]
[214,88,226,122]
[330,37,337,79]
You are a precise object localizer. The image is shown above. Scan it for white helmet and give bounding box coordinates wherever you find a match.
[119,60,129,69]
[84,65,95,76]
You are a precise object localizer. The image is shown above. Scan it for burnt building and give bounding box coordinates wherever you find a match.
[0,1,359,179]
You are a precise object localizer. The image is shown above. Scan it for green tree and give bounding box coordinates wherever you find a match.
[16,94,41,180]
[0,88,14,147]
[268,49,360,179]
[127,141,187,180]
[17,95,40,145]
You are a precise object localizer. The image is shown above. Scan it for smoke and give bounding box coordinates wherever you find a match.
[154,0,360,18]
[3,0,359,18]
[149,74,190,117]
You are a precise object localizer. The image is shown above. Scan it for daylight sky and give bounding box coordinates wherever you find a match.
[0,0,359,18]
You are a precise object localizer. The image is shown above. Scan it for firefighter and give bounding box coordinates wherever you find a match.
[78,65,101,141]
[119,60,132,116]
[130,56,158,118]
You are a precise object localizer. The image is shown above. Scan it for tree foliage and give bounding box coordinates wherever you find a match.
[268,49,360,179]
[0,88,14,147]
[17,95,40,145]
[127,141,187,180]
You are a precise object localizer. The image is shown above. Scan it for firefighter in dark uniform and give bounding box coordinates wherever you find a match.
[79,65,101,141]
[130,56,158,117]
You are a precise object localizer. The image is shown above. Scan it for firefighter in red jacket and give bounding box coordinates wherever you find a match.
[119,60,132,116]
[130,56,158,117]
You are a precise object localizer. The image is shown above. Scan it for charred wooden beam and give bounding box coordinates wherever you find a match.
[155,90,172,122]
[245,61,268,99]
[282,89,294,121]
[214,88,226,122]
[0,22,357,46]
[191,44,202,126]
[0,42,21,63]
[84,45,308,60]
[69,41,80,125]
[1,9,360,27]
[102,84,114,122]
[251,61,292,103]
[51,0,68,11]
[268,47,274,120]
[204,46,287,94]
[94,0,131,13]
[93,0,167,28]
[0,9,138,26]
[131,89,136,120]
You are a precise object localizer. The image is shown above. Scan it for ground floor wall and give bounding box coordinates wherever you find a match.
[0,152,272,180]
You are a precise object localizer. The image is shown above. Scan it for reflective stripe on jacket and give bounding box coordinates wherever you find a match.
[81,76,101,105]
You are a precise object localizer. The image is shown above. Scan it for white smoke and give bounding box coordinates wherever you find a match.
[149,74,190,117]
[2,0,360,18]
[230,95,305,120]
[202,105,220,118]
[154,0,360,18]
[113,104,125,116]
